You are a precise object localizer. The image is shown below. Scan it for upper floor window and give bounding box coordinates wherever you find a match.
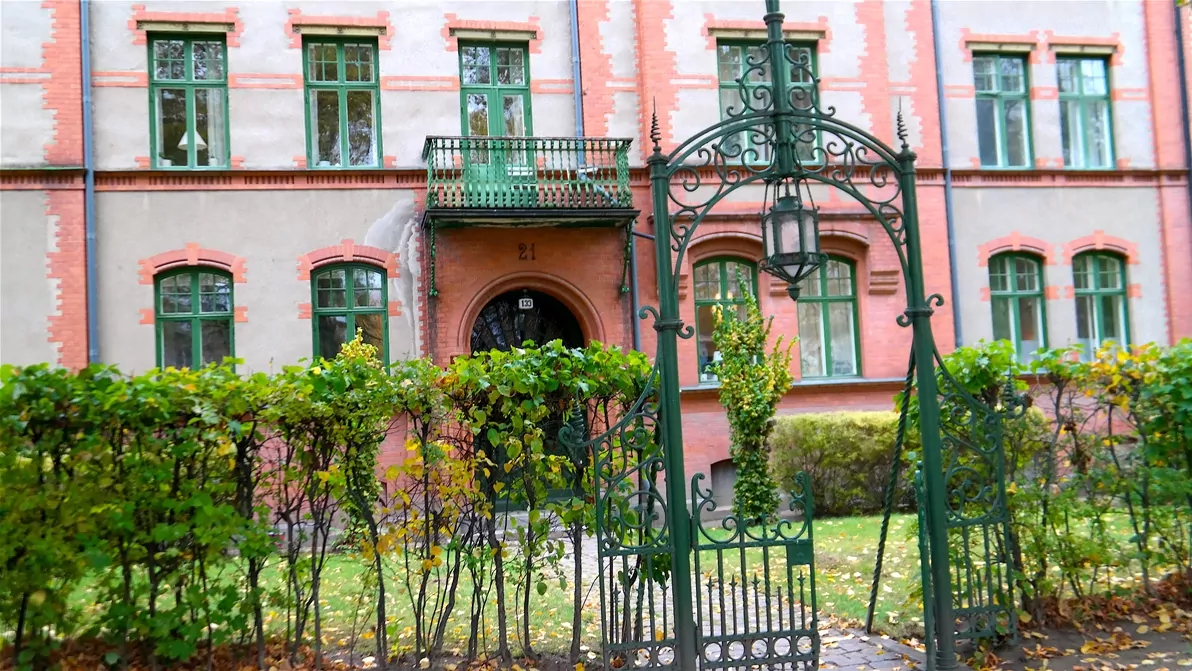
[693,258,757,383]
[797,257,860,378]
[460,43,531,137]
[716,41,816,163]
[304,40,381,168]
[989,253,1047,362]
[1058,57,1113,169]
[1073,252,1128,355]
[973,54,1031,168]
[312,264,387,360]
[155,269,234,368]
[150,36,228,169]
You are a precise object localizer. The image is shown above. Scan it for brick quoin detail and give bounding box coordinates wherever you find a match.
[855,0,892,142]
[284,10,394,50]
[441,15,543,53]
[296,240,399,280]
[700,15,833,53]
[138,243,248,285]
[977,233,1058,266]
[42,0,83,166]
[128,5,243,47]
[634,0,679,150]
[45,191,88,370]
[1060,231,1140,265]
[577,1,614,137]
[904,0,943,162]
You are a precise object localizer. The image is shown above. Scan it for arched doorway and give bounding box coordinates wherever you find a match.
[468,288,587,509]
[469,289,584,353]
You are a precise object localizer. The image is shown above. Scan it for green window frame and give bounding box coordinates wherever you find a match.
[1058,57,1114,169]
[154,268,234,368]
[988,253,1048,362]
[797,256,861,378]
[311,263,388,361]
[148,35,229,169]
[1072,251,1129,356]
[459,42,532,138]
[303,39,382,168]
[693,257,758,383]
[973,53,1032,168]
[716,40,817,163]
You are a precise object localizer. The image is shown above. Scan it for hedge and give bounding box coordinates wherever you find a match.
[769,411,917,518]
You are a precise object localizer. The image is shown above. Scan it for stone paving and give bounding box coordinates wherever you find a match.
[819,629,930,670]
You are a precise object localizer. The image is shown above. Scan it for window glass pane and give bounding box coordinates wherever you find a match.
[999,57,1025,92]
[723,261,752,300]
[1081,59,1107,96]
[194,88,227,168]
[308,44,339,82]
[312,90,342,166]
[161,320,193,368]
[316,269,347,308]
[744,45,770,83]
[467,94,490,136]
[155,88,188,167]
[802,266,823,297]
[988,256,1010,292]
[825,260,852,297]
[1060,100,1082,168]
[1075,295,1095,340]
[1087,100,1111,168]
[356,313,385,352]
[976,99,999,166]
[697,304,718,381]
[461,46,491,85]
[160,275,192,314]
[318,315,348,359]
[1057,59,1078,94]
[496,48,525,85]
[1018,296,1042,355]
[1099,294,1124,343]
[503,95,526,137]
[787,46,814,83]
[198,273,231,313]
[1013,257,1039,292]
[973,56,997,92]
[153,40,185,80]
[353,268,384,308]
[694,263,719,301]
[1073,256,1091,289]
[797,302,826,377]
[717,45,743,82]
[827,302,856,376]
[192,41,224,81]
[992,297,1013,341]
[1004,99,1029,167]
[1097,256,1121,289]
[200,319,232,365]
[346,90,376,166]
[344,44,374,83]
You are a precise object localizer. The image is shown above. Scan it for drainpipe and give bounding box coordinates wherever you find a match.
[82,0,98,363]
[1175,1,1192,289]
[569,0,584,138]
[930,0,963,347]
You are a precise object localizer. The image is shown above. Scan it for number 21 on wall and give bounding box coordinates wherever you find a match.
[518,243,536,261]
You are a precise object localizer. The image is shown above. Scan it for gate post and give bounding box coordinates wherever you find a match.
[898,153,959,671]
[648,141,699,669]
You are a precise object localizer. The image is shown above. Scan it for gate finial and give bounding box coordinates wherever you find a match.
[896,98,909,150]
[650,99,661,154]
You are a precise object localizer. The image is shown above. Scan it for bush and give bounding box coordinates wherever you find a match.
[769,411,917,517]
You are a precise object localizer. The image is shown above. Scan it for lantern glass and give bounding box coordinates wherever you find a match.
[760,187,824,291]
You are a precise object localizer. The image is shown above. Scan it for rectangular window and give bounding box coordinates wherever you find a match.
[717,41,817,164]
[156,270,234,368]
[149,36,229,169]
[1073,252,1129,356]
[1058,57,1113,169]
[304,39,381,168]
[693,258,757,383]
[312,264,387,360]
[973,54,1031,168]
[797,258,860,378]
[459,43,531,138]
[988,254,1047,362]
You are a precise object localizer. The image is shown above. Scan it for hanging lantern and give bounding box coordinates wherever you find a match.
[759,183,826,300]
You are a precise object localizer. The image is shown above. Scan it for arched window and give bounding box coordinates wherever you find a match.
[797,256,860,378]
[311,263,387,360]
[693,257,757,383]
[155,268,234,368]
[1073,251,1129,354]
[988,252,1047,362]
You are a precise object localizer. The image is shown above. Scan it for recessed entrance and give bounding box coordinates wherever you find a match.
[469,289,584,353]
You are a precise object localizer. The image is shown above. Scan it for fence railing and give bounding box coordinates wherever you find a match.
[422,136,633,210]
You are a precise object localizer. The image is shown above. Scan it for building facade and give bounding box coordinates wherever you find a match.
[2,0,1190,482]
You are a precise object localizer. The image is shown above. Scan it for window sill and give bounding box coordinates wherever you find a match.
[680,375,907,394]
[977,165,1035,170]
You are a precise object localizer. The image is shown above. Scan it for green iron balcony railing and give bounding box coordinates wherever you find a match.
[422,136,633,211]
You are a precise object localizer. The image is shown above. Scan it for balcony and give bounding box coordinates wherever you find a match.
[421,136,638,228]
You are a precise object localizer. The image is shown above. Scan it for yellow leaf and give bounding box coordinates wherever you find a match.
[1137,625,1150,634]
[575,664,585,671]
[494,482,505,493]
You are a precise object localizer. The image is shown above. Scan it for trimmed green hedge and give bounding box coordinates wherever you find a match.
[770,411,918,518]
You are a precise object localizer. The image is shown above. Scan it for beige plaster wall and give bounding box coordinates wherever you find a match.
[936,0,1153,169]
[954,187,1168,348]
[0,191,61,365]
[94,189,423,372]
[0,0,54,167]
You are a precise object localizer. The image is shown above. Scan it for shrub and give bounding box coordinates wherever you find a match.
[769,411,918,517]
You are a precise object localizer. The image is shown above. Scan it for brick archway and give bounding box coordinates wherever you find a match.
[454,272,605,354]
